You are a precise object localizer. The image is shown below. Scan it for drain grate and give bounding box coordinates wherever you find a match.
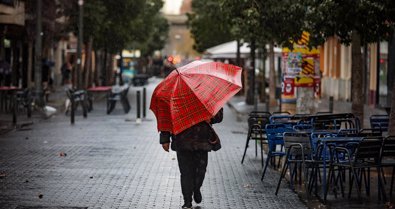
[16,207,87,209]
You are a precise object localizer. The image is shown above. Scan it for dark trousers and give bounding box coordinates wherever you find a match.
[176,150,208,203]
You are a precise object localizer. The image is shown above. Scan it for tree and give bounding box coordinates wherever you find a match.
[381,0,395,135]
[187,0,234,53]
[305,0,393,127]
[130,0,169,57]
[64,0,168,86]
[255,0,308,108]
[219,0,264,105]
[25,0,63,106]
[220,0,308,106]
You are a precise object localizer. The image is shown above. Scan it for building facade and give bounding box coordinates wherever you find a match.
[320,36,390,107]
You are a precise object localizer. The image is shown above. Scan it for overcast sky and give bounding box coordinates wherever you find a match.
[162,0,182,15]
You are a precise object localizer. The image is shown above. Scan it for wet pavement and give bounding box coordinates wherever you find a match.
[0,78,306,209]
[0,77,392,209]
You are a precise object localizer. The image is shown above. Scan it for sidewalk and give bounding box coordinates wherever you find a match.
[227,95,392,209]
[0,78,307,209]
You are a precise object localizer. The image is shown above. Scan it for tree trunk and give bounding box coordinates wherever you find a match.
[27,41,33,88]
[119,49,123,85]
[11,40,19,86]
[387,32,395,107]
[236,39,241,67]
[269,43,276,107]
[106,52,113,85]
[95,49,101,86]
[351,30,365,127]
[388,33,395,135]
[260,47,267,103]
[84,36,93,88]
[103,48,108,85]
[0,25,5,60]
[246,39,255,105]
[389,81,395,134]
[34,0,44,107]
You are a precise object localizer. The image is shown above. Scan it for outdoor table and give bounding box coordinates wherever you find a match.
[0,86,22,125]
[317,136,363,202]
[87,86,112,111]
[87,86,112,92]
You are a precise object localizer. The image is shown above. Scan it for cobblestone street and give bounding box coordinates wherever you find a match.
[0,78,306,209]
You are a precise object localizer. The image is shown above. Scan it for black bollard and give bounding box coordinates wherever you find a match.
[329,96,334,113]
[143,88,146,118]
[71,94,75,124]
[136,91,141,123]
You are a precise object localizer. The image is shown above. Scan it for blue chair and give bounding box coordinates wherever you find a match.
[261,123,288,181]
[328,137,384,201]
[293,124,313,132]
[370,114,389,133]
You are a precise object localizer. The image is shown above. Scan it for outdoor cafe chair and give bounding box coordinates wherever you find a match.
[275,132,315,195]
[300,113,357,131]
[308,132,343,197]
[66,88,88,117]
[241,111,271,167]
[293,124,313,132]
[15,88,32,118]
[327,137,385,201]
[379,135,395,197]
[357,128,383,137]
[261,123,288,181]
[107,85,131,114]
[269,115,300,130]
[272,111,291,115]
[370,114,389,133]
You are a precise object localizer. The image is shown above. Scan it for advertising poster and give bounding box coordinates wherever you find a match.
[281,31,321,113]
[282,76,295,97]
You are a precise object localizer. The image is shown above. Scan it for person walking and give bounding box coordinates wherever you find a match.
[159,108,223,209]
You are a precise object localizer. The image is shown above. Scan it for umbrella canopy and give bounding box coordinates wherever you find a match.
[150,60,242,135]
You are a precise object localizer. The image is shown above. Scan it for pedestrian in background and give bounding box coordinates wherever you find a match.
[61,61,72,89]
[159,108,223,209]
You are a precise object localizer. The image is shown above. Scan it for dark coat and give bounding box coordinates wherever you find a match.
[160,108,223,151]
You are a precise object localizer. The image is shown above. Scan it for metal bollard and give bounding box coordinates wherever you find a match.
[136,91,141,123]
[71,94,75,124]
[329,96,334,113]
[143,87,146,118]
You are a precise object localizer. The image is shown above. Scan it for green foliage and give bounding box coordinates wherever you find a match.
[135,14,169,56]
[187,0,234,53]
[219,0,308,49]
[305,0,394,45]
[130,0,169,56]
[65,0,168,55]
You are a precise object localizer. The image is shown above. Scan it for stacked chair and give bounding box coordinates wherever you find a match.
[241,111,271,167]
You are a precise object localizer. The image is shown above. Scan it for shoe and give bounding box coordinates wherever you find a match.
[181,202,192,208]
[194,190,202,204]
